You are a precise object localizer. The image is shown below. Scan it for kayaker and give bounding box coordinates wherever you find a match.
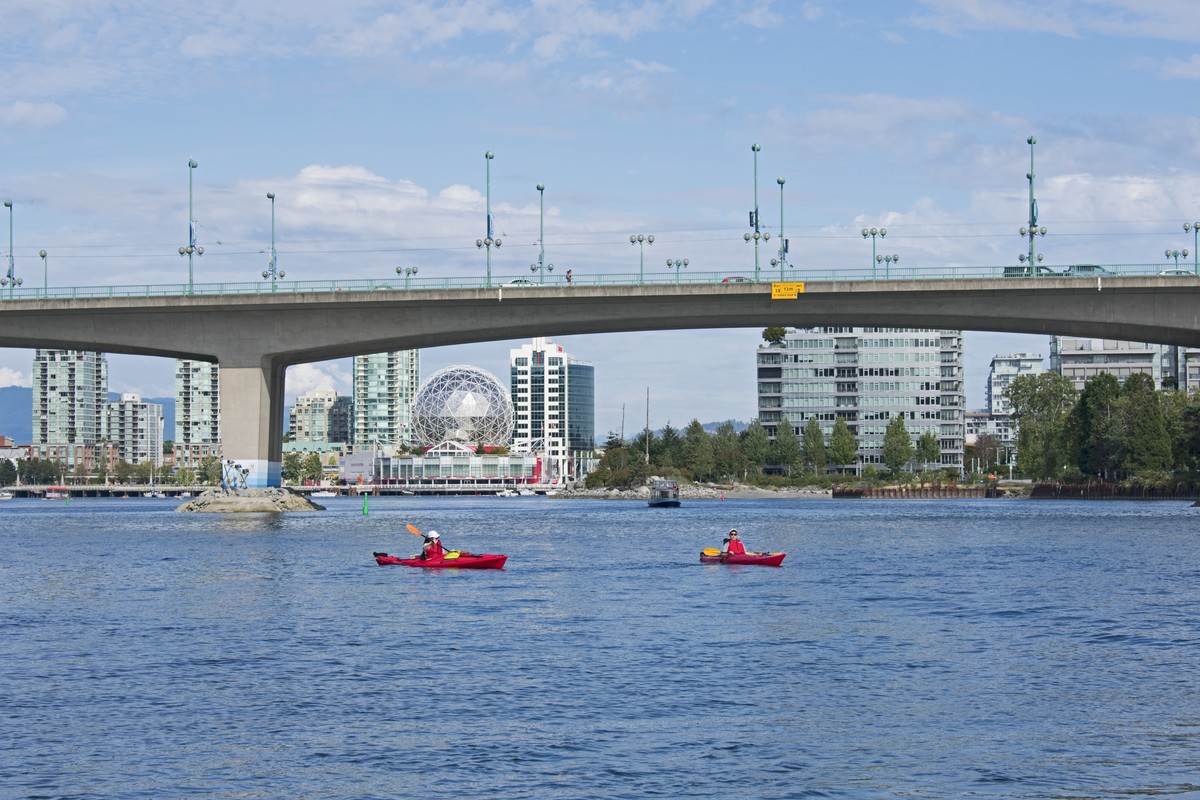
[725,529,747,555]
[422,531,445,560]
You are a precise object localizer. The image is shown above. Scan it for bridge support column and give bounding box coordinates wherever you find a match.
[218,360,285,488]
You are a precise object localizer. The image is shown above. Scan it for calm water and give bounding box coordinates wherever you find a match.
[1,496,1198,799]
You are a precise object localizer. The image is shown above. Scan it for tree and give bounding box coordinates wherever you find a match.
[740,420,770,474]
[1119,373,1172,473]
[682,419,714,482]
[0,459,16,487]
[1179,402,1200,472]
[1007,372,1078,479]
[828,417,858,472]
[916,430,940,470]
[659,422,683,468]
[302,453,324,483]
[801,417,827,474]
[282,453,303,484]
[200,456,222,485]
[968,433,999,471]
[881,415,915,475]
[762,326,788,346]
[771,419,801,476]
[712,421,746,480]
[1070,373,1122,479]
[1159,390,1194,472]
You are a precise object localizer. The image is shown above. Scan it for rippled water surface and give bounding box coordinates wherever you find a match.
[2,496,1198,799]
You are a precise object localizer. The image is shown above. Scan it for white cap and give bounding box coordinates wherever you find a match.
[427,531,440,539]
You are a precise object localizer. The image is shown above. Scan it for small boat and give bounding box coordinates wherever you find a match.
[648,478,681,508]
[496,488,518,497]
[45,486,69,500]
[0,489,13,500]
[310,489,338,498]
[374,551,507,569]
[700,551,786,567]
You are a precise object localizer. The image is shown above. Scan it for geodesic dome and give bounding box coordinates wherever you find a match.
[411,365,514,447]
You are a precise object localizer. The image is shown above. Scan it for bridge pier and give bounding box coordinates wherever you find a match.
[218,360,285,488]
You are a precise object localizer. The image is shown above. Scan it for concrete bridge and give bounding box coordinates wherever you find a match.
[2,275,1198,486]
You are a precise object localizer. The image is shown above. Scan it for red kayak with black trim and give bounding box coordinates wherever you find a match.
[374,552,507,569]
[699,552,786,567]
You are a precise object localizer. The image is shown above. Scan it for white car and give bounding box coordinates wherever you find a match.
[1158,268,1193,276]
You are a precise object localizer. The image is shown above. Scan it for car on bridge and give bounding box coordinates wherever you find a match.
[721,276,753,283]
[1063,264,1109,276]
[506,279,536,286]
[1003,265,1057,277]
[1158,268,1194,276]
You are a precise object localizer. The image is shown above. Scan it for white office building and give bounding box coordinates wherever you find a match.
[1050,337,1163,390]
[509,337,595,482]
[106,393,164,466]
[288,389,353,450]
[175,359,220,469]
[756,327,965,471]
[986,353,1044,415]
[353,350,420,452]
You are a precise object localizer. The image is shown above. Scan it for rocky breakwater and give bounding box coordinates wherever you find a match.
[175,488,326,513]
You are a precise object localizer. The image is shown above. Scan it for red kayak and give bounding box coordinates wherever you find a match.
[700,552,786,567]
[374,552,507,569]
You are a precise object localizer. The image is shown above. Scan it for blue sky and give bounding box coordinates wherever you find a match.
[2,0,1199,439]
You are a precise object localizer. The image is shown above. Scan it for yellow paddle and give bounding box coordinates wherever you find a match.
[702,547,722,556]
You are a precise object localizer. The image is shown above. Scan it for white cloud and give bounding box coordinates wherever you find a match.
[0,366,29,387]
[1159,54,1200,79]
[0,101,67,130]
[285,362,351,402]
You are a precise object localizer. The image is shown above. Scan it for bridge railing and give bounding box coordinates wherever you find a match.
[0,262,1191,301]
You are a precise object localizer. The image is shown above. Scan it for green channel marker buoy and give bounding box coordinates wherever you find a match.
[362,491,368,516]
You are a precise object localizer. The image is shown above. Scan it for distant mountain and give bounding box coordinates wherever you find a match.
[0,387,175,445]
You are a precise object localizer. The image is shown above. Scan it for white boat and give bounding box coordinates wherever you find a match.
[178,492,192,498]
[496,488,518,497]
[0,489,13,500]
[310,490,338,498]
[648,479,681,508]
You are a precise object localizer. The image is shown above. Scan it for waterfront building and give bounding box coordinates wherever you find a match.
[288,389,353,451]
[1049,336,1163,390]
[340,441,545,491]
[352,350,420,452]
[175,359,220,469]
[965,412,1017,465]
[105,393,164,466]
[31,349,108,469]
[1183,348,1200,394]
[986,353,1044,415]
[509,337,595,483]
[756,327,965,471]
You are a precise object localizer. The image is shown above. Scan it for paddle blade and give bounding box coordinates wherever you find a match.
[702,547,721,556]
[444,551,460,560]
[405,523,422,537]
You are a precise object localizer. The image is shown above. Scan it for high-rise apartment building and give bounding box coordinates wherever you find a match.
[288,389,353,449]
[175,359,220,469]
[353,350,420,451]
[1050,336,1163,390]
[509,337,595,482]
[756,327,965,471]
[32,350,108,469]
[986,353,1044,415]
[106,393,164,466]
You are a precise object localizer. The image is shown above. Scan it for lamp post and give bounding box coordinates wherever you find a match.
[1019,136,1046,275]
[629,233,654,284]
[39,249,46,295]
[1184,222,1200,275]
[1165,248,1189,270]
[861,226,886,279]
[2,201,17,298]
[530,183,553,283]
[743,143,771,282]
[666,258,689,283]
[775,177,788,280]
[260,192,284,290]
[177,159,203,294]
[397,266,418,289]
[475,151,500,288]
[876,253,900,278]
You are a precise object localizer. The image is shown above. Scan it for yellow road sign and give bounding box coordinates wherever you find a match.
[771,281,806,299]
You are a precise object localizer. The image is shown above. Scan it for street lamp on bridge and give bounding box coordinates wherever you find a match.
[630,233,654,284]
[475,151,500,288]
[666,258,688,283]
[1184,221,1200,275]
[397,266,418,289]
[2,201,19,298]
[177,159,203,294]
[1019,136,1047,274]
[261,192,284,290]
[862,226,886,279]
[744,143,771,283]
[39,250,47,295]
[530,184,553,283]
[773,176,789,280]
[1165,248,1190,270]
[876,252,900,278]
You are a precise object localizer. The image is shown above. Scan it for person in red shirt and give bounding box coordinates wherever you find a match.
[422,531,446,560]
[724,529,747,555]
